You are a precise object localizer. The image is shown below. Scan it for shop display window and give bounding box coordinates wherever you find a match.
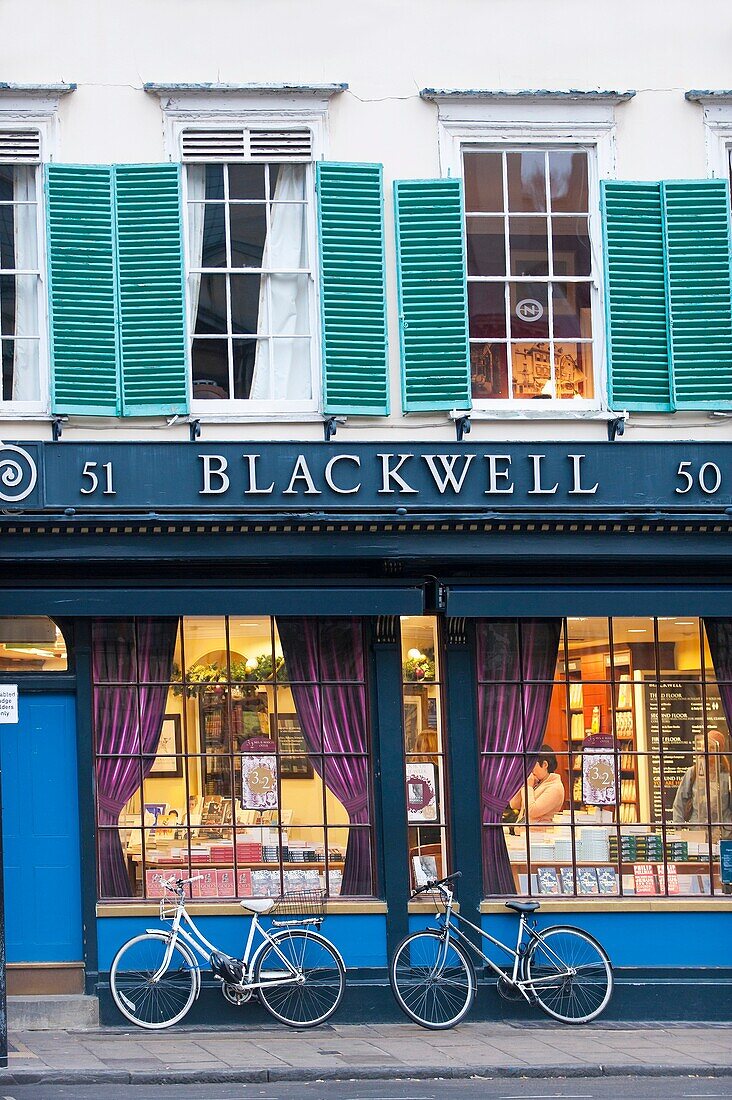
[0,617,67,671]
[464,147,595,403]
[400,617,451,889]
[478,617,732,898]
[94,616,374,900]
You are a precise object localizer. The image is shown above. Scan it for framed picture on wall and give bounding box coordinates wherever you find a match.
[271,714,313,779]
[150,714,183,777]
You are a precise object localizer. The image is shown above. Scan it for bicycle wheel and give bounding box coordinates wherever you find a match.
[110,931,198,1029]
[255,929,345,1027]
[524,925,613,1024]
[389,930,476,1030]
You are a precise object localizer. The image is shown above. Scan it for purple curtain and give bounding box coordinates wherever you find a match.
[95,618,179,898]
[477,619,562,895]
[703,620,732,743]
[276,619,371,895]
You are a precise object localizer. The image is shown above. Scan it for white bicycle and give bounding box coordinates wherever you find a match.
[110,875,346,1030]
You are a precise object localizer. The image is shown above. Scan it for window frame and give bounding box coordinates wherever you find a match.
[163,101,328,419]
[0,113,57,418]
[437,107,616,417]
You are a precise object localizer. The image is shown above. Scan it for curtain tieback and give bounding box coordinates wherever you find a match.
[98,794,125,816]
[482,795,506,814]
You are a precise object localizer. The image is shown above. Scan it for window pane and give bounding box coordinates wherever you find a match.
[0,165,13,200]
[200,204,227,267]
[270,163,306,202]
[194,274,227,335]
[463,151,504,212]
[320,620,365,682]
[509,282,549,339]
[555,342,593,400]
[0,617,67,671]
[265,275,311,333]
[2,339,39,402]
[552,216,591,277]
[0,204,14,269]
[230,273,261,335]
[471,341,508,399]
[509,217,549,276]
[657,618,702,674]
[229,204,266,268]
[204,164,224,199]
[228,163,265,201]
[192,339,229,399]
[232,338,258,399]
[0,273,14,336]
[552,281,592,340]
[466,216,505,276]
[511,342,551,399]
[507,151,547,212]
[468,281,506,339]
[548,151,589,213]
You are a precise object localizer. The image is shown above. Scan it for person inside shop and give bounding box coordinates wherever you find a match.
[510,745,566,824]
[672,731,732,836]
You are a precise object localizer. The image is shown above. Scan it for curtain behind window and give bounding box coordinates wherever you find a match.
[11,166,38,401]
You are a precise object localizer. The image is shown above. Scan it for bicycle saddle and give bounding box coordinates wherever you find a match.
[504,900,540,914]
[240,898,276,914]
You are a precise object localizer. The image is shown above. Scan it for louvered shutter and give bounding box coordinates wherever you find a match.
[394,179,471,412]
[316,162,388,415]
[115,164,189,415]
[601,181,672,411]
[47,165,120,415]
[662,179,732,410]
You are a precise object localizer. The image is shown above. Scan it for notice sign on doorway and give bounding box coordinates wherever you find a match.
[0,685,18,723]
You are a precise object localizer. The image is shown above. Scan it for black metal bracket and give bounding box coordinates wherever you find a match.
[324,416,344,443]
[51,417,64,442]
[455,415,471,443]
[607,415,626,442]
[189,419,201,442]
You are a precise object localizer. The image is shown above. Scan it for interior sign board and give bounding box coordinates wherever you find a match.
[0,686,18,724]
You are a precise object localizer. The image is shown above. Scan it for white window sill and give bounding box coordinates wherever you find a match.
[451,405,621,422]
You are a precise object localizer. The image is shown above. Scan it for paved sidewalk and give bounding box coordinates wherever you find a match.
[2,1021,732,1084]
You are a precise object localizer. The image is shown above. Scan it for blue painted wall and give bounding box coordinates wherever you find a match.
[406,911,731,968]
[97,912,387,971]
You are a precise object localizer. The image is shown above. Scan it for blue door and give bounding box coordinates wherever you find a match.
[1,693,82,962]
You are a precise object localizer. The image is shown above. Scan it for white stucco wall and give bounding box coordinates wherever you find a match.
[0,0,730,442]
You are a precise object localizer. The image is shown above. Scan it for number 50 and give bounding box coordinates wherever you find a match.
[675,460,722,495]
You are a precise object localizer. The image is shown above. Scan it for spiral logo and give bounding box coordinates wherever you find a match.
[0,445,37,503]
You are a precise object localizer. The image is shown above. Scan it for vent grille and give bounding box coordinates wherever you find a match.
[182,128,246,159]
[182,126,312,161]
[248,127,312,159]
[0,129,41,163]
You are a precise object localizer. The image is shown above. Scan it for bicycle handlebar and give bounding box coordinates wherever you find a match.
[411,870,462,898]
[163,874,204,892]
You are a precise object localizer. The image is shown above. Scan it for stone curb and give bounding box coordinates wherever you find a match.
[1,1062,732,1085]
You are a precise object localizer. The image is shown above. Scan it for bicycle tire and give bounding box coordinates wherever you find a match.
[255,928,345,1027]
[524,925,613,1024]
[389,929,476,1030]
[110,931,198,1029]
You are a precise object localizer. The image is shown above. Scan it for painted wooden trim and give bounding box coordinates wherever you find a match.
[480,898,732,914]
[97,900,388,918]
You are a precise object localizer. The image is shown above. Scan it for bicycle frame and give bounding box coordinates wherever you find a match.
[428,890,576,1002]
[147,896,323,993]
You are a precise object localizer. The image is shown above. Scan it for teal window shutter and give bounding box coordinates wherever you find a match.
[317,162,388,415]
[601,181,672,412]
[115,164,189,416]
[394,178,471,413]
[47,165,120,415]
[662,178,732,410]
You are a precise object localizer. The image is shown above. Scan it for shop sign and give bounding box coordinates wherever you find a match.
[0,686,17,724]
[7,441,732,513]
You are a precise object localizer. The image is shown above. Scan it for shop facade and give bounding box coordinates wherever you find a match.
[2,439,732,1020]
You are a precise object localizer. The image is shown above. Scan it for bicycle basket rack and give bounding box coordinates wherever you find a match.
[273,890,326,917]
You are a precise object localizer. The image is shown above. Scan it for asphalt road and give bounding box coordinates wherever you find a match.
[3,1078,732,1100]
